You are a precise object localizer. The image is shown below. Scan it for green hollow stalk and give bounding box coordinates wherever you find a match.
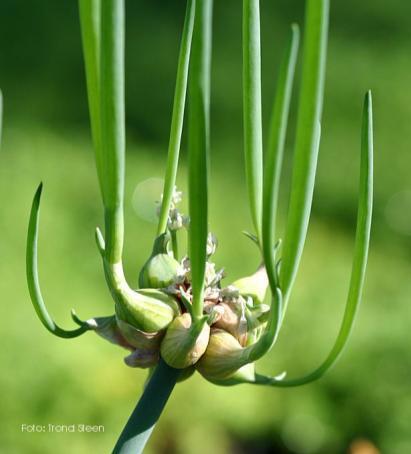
[80,0,128,300]
[243,0,263,242]
[157,0,196,236]
[80,0,125,266]
[280,0,329,311]
[113,360,181,454]
[100,0,125,265]
[188,0,213,319]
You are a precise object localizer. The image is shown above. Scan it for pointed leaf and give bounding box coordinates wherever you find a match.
[280,0,329,307]
[26,184,92,338]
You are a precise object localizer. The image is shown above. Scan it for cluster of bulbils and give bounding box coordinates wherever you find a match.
[88,190,270,384]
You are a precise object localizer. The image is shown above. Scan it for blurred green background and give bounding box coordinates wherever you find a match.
[1,1,411,453]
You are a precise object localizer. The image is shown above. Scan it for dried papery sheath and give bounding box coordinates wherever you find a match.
[116,318,164,351]
[213,301,248,346]
[124,348,160,369]
[90,315,133,350]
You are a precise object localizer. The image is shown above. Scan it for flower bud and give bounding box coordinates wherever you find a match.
[161,313,210,369]
[115,288,181,333]
[230,265,268,305]
[196,329,253,381]
[139,253,183,289]
[139,233,184,289]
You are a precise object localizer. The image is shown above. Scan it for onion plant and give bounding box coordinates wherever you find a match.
[25,0,373,452]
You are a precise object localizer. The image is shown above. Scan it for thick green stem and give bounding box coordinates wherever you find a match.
[188,0,213,319]
[80,0,125,265]
[113,360,180,454]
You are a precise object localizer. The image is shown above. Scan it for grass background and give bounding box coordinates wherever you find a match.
[1,1,411,453]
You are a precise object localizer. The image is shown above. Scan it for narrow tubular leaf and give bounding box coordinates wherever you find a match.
[280,0,329,304]
[188,0,213,319]
[253,91,374,387]
[100,0,125,264]
[243,0,263,240]
[26,184,91,339]
[262,24,299,300]
[157,0,196,236]
[79,0,102,193]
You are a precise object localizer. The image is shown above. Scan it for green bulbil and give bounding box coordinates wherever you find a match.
[115,288,181,333]
[139,233,183,289]
[140,254,182,289]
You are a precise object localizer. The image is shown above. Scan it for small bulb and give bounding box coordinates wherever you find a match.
[161,314,210,369]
